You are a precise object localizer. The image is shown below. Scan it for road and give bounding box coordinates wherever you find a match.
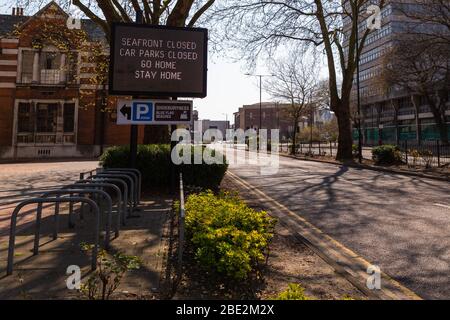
[224,146,450,299]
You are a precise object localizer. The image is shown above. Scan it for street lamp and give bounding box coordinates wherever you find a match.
[245,73,273,151]
[355,10,363,163]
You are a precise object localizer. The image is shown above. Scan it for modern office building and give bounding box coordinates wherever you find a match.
[344,0,450,144]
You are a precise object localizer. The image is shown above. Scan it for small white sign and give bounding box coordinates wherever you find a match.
[116,99,193,125]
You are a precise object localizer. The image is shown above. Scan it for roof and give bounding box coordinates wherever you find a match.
[0,14,105,41]
[0,14,28,37]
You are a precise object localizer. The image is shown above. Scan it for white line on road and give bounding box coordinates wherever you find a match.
[433,203,450,210]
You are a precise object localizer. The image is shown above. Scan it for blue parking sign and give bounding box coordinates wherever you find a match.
[132,102,153,121]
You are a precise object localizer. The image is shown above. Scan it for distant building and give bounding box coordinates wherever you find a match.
[233,102,333,142]
[195,119,230,140]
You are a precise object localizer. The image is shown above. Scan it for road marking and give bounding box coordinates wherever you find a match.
[433,203,450,210]
[227,170,422,300]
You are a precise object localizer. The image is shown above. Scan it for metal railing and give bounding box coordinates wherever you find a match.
[178,173,186,271]
[7,197,100,275]
[399,140,450,168]
[3,167,142,276]
[40,188,113,248]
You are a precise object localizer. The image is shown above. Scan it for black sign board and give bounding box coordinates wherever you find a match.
[109,23,208,97]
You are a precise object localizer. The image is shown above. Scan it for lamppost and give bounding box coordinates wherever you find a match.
[245,73,273,151]
[355,9,363,163]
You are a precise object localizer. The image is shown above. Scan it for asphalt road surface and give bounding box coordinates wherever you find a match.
[225,147,450,300]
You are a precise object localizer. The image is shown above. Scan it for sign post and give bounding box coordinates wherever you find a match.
[129,10,144,169]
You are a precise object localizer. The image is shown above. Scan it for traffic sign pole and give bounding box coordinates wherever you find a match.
[129,10,144,168]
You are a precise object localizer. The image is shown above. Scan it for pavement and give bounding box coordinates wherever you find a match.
[0,161,99,237]
[0,161,171,299]
[223,146,450,300]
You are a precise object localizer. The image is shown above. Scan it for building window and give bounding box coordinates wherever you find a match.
[16,102,77,145]
[18,103,33,133]
[19,49,78,85]
[40,52,61,84]
[63,103,75,132]
[36,103,57,133]
[20,51,34,83]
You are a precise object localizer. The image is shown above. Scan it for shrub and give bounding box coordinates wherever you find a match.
[179,145,228,191]
[273,283,311,300]
[352,144,359,157]
[408,149,420,167]
[372,144,402,165]
[80,243,141,300]
[99,144,228,191]
[184,191,276,280]
[419,150,433,168]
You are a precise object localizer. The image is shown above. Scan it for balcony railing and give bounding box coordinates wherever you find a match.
[19,70,78,86]
[16,133,76,145]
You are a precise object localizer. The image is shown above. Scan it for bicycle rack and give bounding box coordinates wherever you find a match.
[98,168,142,205]
[79,169,97,180]
[7,196,100,275]
[76,179,129,226]
[41,189,113,248]
[89,173,136,217]
[97,169,139,207]
[63,183,122,238]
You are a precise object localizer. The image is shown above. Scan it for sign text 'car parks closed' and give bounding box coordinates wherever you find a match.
[109,23,207,97]
[117,99,192,125]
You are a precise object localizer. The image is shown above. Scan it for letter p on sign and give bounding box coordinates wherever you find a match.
[132,102,153,121]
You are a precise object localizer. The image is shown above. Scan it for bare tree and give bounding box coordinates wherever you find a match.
[382,36,450,144]
[398,0,450,46]
[210,0,386,160]
[265,54,318,154]
[9,1,216,37]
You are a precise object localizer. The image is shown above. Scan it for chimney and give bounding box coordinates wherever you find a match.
[11,7,24,16]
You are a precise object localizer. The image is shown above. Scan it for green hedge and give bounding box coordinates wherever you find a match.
[372,144,402,165]
[99,144,228,190]
[184,191,276,280]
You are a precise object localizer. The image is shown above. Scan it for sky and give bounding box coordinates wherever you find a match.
[193,56,273,123]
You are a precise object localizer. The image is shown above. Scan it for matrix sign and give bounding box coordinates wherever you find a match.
[109,23,208,97]
[117,99,192,125]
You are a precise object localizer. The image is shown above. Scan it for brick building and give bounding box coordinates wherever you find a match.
[234,102,291,141]
[0,2,146,160]
[233,102,334,142]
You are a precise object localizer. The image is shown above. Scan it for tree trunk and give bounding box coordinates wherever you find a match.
[433,109,449,145]
[291,119,297,155]
[334,101,354,161]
